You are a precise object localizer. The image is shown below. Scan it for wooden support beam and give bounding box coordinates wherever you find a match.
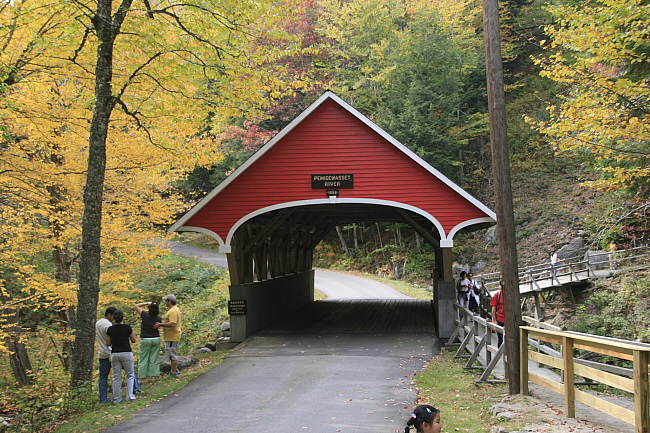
[240,209,290,256]
[397,209,440,248]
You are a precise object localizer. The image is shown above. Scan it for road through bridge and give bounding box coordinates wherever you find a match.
[106,246,439,433]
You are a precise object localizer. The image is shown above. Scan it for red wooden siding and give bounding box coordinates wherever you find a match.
[185,98,489,241]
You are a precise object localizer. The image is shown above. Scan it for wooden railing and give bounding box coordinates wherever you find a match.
[478,245,649,295]
[521,327,650,433]
[450,308,650,431]
[448,303,506,383]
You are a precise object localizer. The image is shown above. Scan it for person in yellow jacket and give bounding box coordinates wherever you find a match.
[154,294,182,377]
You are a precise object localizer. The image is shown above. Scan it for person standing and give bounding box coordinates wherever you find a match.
[154,294,182,377]
[550,250,558,277]
[456,271,470,307]
[134,301,162,383]
[106,309,137,403]
[96,306,116,403]
[467,273,481,314]
[490,281,505,348]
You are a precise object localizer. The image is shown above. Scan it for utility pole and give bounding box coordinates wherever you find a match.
[482,0,521,394]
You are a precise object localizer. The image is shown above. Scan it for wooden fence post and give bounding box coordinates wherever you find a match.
[633,350,649,433]
[563,336,575,418]
[520,327,529,395]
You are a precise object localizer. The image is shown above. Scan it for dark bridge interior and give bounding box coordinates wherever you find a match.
[256,300,437,335]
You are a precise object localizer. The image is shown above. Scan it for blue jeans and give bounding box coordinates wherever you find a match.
[98,357,111,403]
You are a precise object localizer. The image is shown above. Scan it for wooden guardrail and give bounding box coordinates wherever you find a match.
[520,326,650,433]
[479,245,649,295]
[448,303,506,383]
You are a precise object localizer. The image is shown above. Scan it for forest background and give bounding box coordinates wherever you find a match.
[0,0,648,430]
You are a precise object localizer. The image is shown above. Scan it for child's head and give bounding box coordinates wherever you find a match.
[405,405,441,433]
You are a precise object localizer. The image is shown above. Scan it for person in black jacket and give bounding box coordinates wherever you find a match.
[106,309,136,403]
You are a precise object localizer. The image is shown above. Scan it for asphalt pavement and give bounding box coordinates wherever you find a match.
[104,243,439,433]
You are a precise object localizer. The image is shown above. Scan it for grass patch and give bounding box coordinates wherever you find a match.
[414,348,532,432]
[52,352,229,433]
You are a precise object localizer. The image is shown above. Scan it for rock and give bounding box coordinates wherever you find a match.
[483,225,497,243]
[205,341,217,351]
[220,322,230,331]
[491,403,520,416]
[470,261,486,274]
[584,249,611,270]
[159,355,197,373]
[216,336,239,351]
[557,237,585,260]
[490,427,509,433]
[193,347,212,355]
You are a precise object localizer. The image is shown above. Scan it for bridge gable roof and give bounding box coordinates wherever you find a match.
[169,92,496,248]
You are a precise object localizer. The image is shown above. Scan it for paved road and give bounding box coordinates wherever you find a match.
[168,241,410,300]
[106,243,439,433]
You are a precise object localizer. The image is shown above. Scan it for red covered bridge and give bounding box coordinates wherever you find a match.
[169,92,496,340]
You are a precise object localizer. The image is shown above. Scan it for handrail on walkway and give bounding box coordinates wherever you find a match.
[449,305,650,432]
[521,326,650,433]
[448,303,506,383]
[478,244,649,295]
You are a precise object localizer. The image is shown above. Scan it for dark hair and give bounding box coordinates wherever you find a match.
[105,306,117,317]
[460,271,467,278]
[405,405,439,433]
[112,309,124,323]
[148,302,159,317]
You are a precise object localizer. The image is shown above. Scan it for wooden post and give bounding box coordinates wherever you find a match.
[520,327,529,395]
[563,336,575,418]
[483,0,521,394]
[633,350,649,433]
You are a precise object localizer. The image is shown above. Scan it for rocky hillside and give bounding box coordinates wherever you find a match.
[455,158,609,274]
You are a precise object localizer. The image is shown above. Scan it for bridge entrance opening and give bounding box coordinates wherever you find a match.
[169,92,496,341]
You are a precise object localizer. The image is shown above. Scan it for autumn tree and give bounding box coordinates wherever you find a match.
[178,0,333,198]
[531,0,650,197]
[318,0,488,186]
[0,0,304,390]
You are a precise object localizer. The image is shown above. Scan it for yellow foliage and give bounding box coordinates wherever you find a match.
[529,0,650,196]
[0,0,301,353]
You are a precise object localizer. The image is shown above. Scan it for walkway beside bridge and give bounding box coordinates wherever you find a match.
[477,245,648,315]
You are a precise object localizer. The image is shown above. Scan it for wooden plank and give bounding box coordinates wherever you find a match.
[529,371,563,394]
[521,328,529,395]
[529,351,562,369]
[522,316,561,331]
[525,329,563,345]
[633,350,650,433]
[573,363,634,393]
[573,341,635,361]
[563,336,575,418]
[575,389,635,425]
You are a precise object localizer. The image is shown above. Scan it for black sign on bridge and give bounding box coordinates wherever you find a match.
[228,300,247,315]
[311,174,354,189]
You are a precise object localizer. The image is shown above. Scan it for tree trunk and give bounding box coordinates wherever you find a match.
[336,226,351,257]
[50,181,76,371]
[7,334,33,386]
[70,0,123,388]
[483,0,521,394]
[3,304,33,386]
